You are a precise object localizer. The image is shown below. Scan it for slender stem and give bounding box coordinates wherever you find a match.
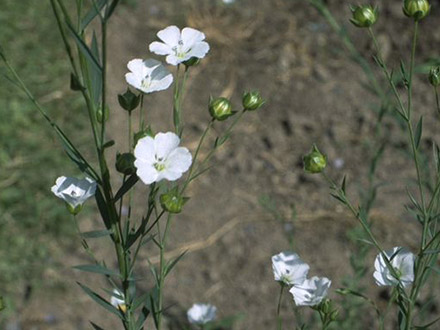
[434,87,440,117]
[100,20,107,148]
[276,284,284,330]
[173,65,182,135]
[368,28,407,118]
[407,21,418,119]
[139,94,144,131]
[181,119,214,193]
[157,213,173,329]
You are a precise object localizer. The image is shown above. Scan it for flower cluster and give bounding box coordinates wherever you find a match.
[272,251,331,306]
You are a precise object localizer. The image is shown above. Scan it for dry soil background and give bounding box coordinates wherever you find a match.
[12,0,440,329]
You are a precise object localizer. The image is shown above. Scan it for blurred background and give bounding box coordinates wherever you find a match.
[1,0,440,328]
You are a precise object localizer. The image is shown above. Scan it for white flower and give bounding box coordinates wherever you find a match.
[134,132,192,185]
[223,0,236,3]
[149,26,210,66]
[272,251,310,286]
[125,58,173,94]
[51,176,96,213]
[187,303,217,325]
[289,276,331,306]
[110,289,127,313]
[373,247,415,287]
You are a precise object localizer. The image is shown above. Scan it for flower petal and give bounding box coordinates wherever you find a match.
[125,72,142,91]
[181,27,206,46]
[165,54,181,66]
[166,147,192,173]
[127,59,146,74]
[149,73,173,93]
[187,41,210,59]
[154,132,180,159]
[149,41,173,56]
[134,136,156,163]
[135,161,159,185]
[157,25,181,46]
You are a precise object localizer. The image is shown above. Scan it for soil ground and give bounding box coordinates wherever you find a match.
[10,0,440,329]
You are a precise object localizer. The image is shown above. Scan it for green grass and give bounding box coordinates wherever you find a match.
[0,0,90,317]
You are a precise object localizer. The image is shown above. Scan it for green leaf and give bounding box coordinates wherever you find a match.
[164,250,188,277]
[103,140,115,149]
[414,316,440,329]
[95,189,112,230]
[415,116,423,149]
[81,0,107,30]
[90,322,105,330]
[423,249,440,255]
[81,229,113,239]
[73,264,120,277]
[77,282,123,318]
[66,22,102,75]
[106,0,121,19]
[90,31,102,106]
[136,306,150,330]
[114,174,139,202]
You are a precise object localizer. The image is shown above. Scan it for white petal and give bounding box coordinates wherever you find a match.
[154,132,180,159]
[127,59,145,73]
[181,27,205,46]
[165,54,181,66]
[135,162,159,185]
[187,41,210,59]
[142,58,162,69]
[166,147,192,173]
[148,73,173,93]
[161,169,183,181]
[134,136,156,163]
[149,41,173,55]
[125,72,142,90]
[157,25,181,46]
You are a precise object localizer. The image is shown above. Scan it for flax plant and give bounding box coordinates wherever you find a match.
[0,1,263,329]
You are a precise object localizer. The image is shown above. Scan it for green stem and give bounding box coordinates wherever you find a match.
[157,213,173,329]
[276,284,284,330]
[100,20,107,148]
[435,87,440,117]
[139,94,144,131]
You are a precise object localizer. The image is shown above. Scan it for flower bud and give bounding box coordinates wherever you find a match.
[242,91,265,111]
[303,144,327,174]
[66,203,83,216]
[133,127,154,147]
[160,188,189,214]
[116,152,136,175]
[118,89,141,112]
[429,67,440,87]
[209,97,235,121]
[330,309,339,321]
[183,57,201,68]
[97,105,109,123]
[403,0,430,21]
[349,5,378,28]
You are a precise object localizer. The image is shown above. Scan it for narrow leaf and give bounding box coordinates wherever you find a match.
[77,282,123,318]
[90,322,105,330]
[415,116,423,149]
[81,229,112,239]
[95,189,112,230]
[114,174,139,202]
[106,0,121,19]
[73,264,120,277]
[81,0,107,30]
[66,22,102,75]
[164,250,188,277]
